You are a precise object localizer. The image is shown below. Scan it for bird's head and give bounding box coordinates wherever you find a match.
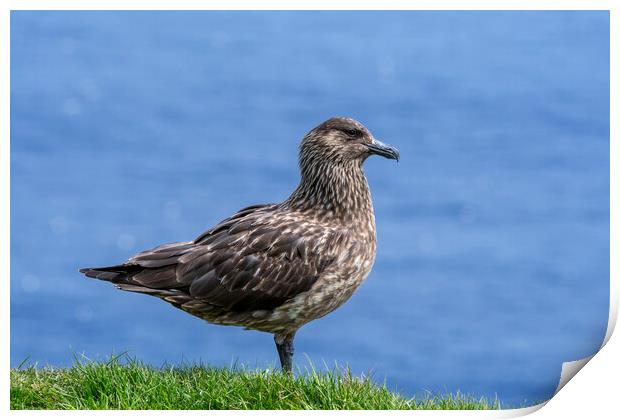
[299,117,399,167]
[288,117,398,213]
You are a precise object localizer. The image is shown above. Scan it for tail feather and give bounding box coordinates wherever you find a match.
[79,265,136,283]
[81,268,193,309]
[80,241,194,288]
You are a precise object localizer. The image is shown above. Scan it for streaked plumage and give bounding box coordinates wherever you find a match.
[80,117,399,371]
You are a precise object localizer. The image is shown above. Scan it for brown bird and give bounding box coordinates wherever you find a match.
[80,117,399,372]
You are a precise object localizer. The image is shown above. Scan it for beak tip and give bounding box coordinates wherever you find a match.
[367,140,400,161]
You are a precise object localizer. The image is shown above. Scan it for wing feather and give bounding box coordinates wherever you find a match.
[82,203,347,313]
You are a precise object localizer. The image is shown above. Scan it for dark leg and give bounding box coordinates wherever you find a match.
[274,332,296,373]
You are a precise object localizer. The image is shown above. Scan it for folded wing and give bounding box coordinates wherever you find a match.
[80,204,346,312]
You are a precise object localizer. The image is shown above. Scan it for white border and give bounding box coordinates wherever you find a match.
[3,1,616,418]
[0,0,616,11]
[2,0,10,415]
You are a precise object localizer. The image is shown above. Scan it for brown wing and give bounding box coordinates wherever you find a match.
[81,204,345,312]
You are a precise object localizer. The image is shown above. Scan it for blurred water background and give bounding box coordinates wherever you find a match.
[10,11,609,407]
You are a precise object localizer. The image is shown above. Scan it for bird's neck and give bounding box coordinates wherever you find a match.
[284,160,374,223]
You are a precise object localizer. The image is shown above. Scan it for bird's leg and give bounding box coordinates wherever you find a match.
[274,332,296,373]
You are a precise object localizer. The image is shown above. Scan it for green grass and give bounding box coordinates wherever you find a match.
[10,356,499,410]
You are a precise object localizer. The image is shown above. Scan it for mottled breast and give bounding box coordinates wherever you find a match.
[270,209,377,328]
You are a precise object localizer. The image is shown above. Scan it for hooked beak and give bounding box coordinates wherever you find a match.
[367,139,400,161]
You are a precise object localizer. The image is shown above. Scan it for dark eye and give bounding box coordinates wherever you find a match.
[343,128,360,137]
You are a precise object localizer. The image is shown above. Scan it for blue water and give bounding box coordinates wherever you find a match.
[10,11,609,407]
